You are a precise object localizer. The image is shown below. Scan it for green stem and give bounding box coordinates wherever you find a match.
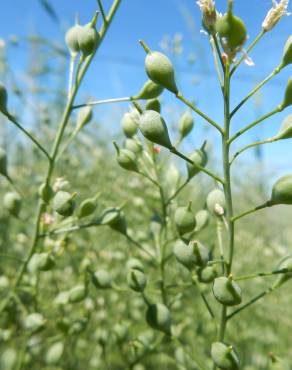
[192,275,215,319]
[72,96,133,110]
[166,178,190,205]
[210,35,224,90]
[234,268,291,281]
[216,220,225,274]
[231,201,272,222]
[97,0,107,23]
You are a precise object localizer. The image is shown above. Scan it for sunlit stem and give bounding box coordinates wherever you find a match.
[231,201,273,222]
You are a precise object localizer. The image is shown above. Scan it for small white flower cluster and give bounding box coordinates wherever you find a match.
[262,0,290,32]
[196,0,217,32]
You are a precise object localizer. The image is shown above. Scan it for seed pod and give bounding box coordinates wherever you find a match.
[77,18,100,57]
[282,35,292,68]
[68,284,87,303]
[145,303,171,335]
[65,24,82,55]
[113,322,128,342]
[69,317,88,335]
[271,174,292,205]
[179,111,194,139]
[195,209,210,232]
[174,240,209,269]
[197,266,218,284]
[275,114,292,140]
[187,143,208,178]
[114,142,139,172]
[206,189,226,216]
[38,183,53,203]
[189,240,209,267]
[272,256,292,289]
[91,269,112,289]
[45,341,64,365]
[213,276,242,306]
[139,110,172,149]
[281,77,292,109]
[174,202,196,235]
[100,207,127,234]
[126,258,144,272]
[28,253,55,273]
[143,46,178,94]
[24,313,46,333]
[77,193,99,219]
[1,348,17,370]
[134,80,164,100]
[3,192,21,218]
[121,112,138,138]
[53,191,75,217]
[125,138,143,154]
[76,106,93,129]
[0,82,8,114]
[127,268,147,292]
[211,342,240,370]
[145,98,161,113]
[0,147,8,177]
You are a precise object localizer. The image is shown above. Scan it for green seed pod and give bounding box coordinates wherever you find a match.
[0,147,8,177]
[206,189,226,216]
[100,207,127,234]
[174,240,209,269]
[134,79,164,100]
[0,82,8,114]
[273,256,292,289]
[69,317,88,335]
[65,24,82,55]
[179,111,194,139]
[24,313,46,333]
[91,269,112,289]
[195,209,210,232]
[68,284,87,303]
[76,106,93,129]
[189,240,209,267]
[126,258,144,272]
[127,268,147,292]
[77,193,99,219]
[187,143,208,179]
[281,77,292,109]
[211,342,240,370]
[145,98,161,113]
[38,183,53,203]
[213,276,242,306]
[77,22,100,57]
[271,174,292,205]
[3,192,21,218]
[28,253,55,273]
[197,265,218,284]
[216,12,247,55]
[139,110,172,149]
[113,322,128,342]
[121,112,138,138]
[282,35,292,68]
[145,303,171,335]
[275,114,292,140]
[45,341,64,365]
[1,348,17,370]
[174,202,196,235]
[114,142,139,172]
[53,191,75,217]
[125,138,143,154]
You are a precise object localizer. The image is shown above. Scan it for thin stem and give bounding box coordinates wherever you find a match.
[72,96,133,110]
[210,36,224,90]
[230,64,283,117]
[235,268,291,282]
[216,220,225,274]
[230,30,266,76]
[192,275,215,319]
[97,0,107,24]
[68,54,77,98]
[0,253,24,263]
[166,178,190,205]
[228,106,282,144]
[176,92,224,134]
[232,201,272,222]
[125,233,155,258]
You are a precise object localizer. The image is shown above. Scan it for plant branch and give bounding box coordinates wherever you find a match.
[230,137,276,164]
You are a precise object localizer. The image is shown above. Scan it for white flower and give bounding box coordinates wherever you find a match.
[262,0,290,32]
[197,0,217,32]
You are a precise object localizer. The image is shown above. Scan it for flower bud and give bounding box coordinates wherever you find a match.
[280,77,292,109]
[212,276,242,306]
[174,202,196,235]
[271,174,292,205]
[197,265,218,284]
[91,269,112,289]
[179,111,194,139]
[0,82,8,114]
[78,16,100,57]
[24,313,46,333]
[282,35,292,68]
[65,24,82,56]
[272,256,292,289]
[195,209,210,232]
[76,106,93,129]
[145,98,161,113]
[139,110,172,149]
[77,193,99,219]
[114,142,139,172]
[28,253,55,273]
[125,138,143,154]
[275,114,292,140]
[197,0,217,33]
[68,284,87,303]
[100,207,127,235]
[38,183,53,203]
[45,341,64,365]
[211,342,240,370]
[0,147,8,177]
[53,191,76,217]
[3,192,21,218]
[262,0,290,32]
[121,112,138,137]
[127,268,147,292]
[145,303,171,335]
[206,189,226,216]
[134,80,164,100]
[187,142,208,178]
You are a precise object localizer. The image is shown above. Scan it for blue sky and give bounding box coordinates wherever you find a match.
[0,0,291,176]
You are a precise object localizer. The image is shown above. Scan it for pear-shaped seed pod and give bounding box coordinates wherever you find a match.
[126,258,144,272]
[145,303,171,335]
[24,313,46,333]
[0,82,8,114]
[53,191,75,217]
[179,111,194,139]
[68,284,87,303]
[187,146,208,178]
[0,148,8,177]
[271,174,292,205]
[77,23,100,57]
[127,269,147,292]
[211,342,240,370]
[139,110,172,149]
[195,209,210,232]
[45,341,64,365]
[38,183,53,203]
[77,195,98,219]
[28,253,55,273]
[189,240,209,267]
[125,138,143,154]
[174,241,197,270]
[206,189,226,216]
[92,269,112,289]
[145,51,178,94]
[100,207,127,235]
[121,112,138,137]
[282,35,292,68]
[174,203,196,235]
[76,106,93,129]
[134,80,164,100]
[65,24,82,55]
[115,144,139,172]
[281,77,292,109]
[146,98,161,113]
[273,256,292,289]
[213,276,242,306]
[3,192,21,218]
[197,266,218,284]
[275,114,292,140]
